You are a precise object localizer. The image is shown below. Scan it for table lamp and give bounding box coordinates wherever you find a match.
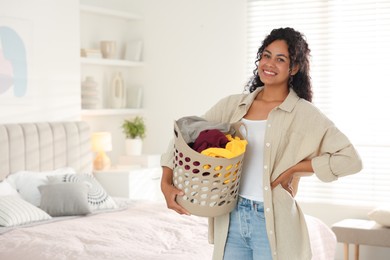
[91,132,112,170]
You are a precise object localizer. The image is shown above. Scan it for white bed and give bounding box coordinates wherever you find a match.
[0,121,336,260]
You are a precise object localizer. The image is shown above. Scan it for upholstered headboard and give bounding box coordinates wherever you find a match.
[0,121,92,181]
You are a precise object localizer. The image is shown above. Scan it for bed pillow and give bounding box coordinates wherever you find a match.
[368,207,390,227]
[5,167,76,207]
[0,180,20,197]
[38,182,92,217]
[0,196,52,227]
[48,174,118,211]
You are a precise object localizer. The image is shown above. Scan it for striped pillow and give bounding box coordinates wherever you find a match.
[0,196,52,227]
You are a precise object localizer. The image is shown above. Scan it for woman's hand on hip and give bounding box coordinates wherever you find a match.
[271,168,295,196]
[271,160,314,197]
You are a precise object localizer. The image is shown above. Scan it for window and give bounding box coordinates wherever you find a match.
[247,0,390,206]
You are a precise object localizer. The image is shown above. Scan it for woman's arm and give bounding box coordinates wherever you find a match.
[312,124,363,182]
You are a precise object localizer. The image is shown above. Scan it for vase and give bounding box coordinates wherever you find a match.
[125,138,143,156]
[100,41,116,59]
[81,76,99,109]
[110,72,126,108]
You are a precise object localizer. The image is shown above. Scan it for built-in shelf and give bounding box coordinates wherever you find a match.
[80,57,144,67]
[80,4,142,20]
[81,108,144,116]
[80,4,144,120]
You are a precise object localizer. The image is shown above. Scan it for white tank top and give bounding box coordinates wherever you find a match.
[239,118,267,202]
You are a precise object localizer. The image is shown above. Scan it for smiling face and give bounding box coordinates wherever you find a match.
[257,40,298,89]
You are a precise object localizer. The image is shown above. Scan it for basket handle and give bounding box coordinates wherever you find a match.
[174,120,180,139]
[231,121,248,140]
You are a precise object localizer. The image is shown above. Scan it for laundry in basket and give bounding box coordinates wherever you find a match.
[172,119,247,217]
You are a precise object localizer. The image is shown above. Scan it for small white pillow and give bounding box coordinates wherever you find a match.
[368,207,390,227]
[0,196,52,227]
[0,180,20,197]
[6,167,76,206]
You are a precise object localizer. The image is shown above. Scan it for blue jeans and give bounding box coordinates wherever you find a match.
[223,197,272,260]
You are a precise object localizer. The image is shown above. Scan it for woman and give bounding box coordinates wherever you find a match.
[160,27,362,260]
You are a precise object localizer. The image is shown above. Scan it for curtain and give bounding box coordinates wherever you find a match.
[246,0,390,205]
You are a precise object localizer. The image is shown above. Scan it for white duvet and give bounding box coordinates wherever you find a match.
[0,200,335,260]
[0,200,213,260]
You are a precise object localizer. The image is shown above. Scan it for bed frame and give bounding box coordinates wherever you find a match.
[0,121,92,181]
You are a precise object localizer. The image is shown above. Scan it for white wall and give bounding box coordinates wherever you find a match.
[142,0,247,155]
[0,0,80,122]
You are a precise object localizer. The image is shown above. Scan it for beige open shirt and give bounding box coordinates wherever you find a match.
[161,87,362,260]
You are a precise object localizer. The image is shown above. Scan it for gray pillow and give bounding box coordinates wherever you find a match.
[48,174,118,211]
[38,182,92,217]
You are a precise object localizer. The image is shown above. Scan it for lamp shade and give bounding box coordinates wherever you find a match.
[91,132,112,152]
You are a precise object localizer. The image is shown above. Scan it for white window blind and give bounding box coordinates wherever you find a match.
[247,0,390,206]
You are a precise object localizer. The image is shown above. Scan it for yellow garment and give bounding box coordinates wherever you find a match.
[201,134,247,158]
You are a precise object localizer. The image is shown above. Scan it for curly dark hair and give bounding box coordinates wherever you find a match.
[246,27,312,102]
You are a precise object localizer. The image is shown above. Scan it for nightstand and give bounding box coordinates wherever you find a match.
[94,166,164,201]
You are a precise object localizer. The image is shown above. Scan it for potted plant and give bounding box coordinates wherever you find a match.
[121,116,146,155]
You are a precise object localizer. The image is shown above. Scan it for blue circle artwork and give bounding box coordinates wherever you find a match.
[0,26,27,97]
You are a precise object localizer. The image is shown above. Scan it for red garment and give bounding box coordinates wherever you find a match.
[192,129,229,153]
